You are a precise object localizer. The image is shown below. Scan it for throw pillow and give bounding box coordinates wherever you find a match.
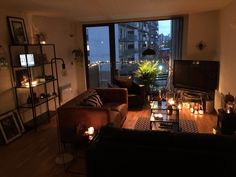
[82,92,103,107]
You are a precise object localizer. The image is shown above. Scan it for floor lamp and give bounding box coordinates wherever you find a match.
[50,58,73,165]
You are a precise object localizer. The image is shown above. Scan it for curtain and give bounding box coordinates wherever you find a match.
[167,17,184,91]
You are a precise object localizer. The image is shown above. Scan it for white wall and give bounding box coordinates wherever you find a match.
[219,1,236,96]
[184,10,219,61]
[31,16,86,104]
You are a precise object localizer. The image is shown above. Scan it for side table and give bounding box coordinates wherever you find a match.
[217,109,236,135]
[63,131,98,175]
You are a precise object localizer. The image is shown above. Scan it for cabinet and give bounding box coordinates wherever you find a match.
[217,109,236,134]
[9,44,60,130]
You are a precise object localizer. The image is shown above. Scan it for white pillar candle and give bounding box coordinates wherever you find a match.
[88,127,94,135]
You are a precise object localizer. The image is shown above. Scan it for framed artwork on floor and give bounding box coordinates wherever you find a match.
[13,110,25,133]
[0,112,21,144]
[7,16,28,44]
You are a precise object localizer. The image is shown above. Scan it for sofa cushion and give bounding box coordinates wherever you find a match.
[103,103,128,119]
[76,89,98,105]
[82,93,103,107]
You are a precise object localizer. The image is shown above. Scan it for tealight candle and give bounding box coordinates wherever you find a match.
[177,104,182,110]
[168,98,175,105]
[190,108,194,113]
[198,109,204,115]
[88,127,94,135]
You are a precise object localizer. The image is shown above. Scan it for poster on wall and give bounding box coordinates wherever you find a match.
[7,16,28,44]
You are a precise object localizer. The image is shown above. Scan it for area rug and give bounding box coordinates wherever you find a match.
[134,117,198,133]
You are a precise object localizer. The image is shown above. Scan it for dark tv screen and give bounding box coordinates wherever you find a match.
[173,60,219,92]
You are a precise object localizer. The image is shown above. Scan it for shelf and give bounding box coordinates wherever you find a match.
[15,79,58,88]
[10,43,59,130]
[19,95,58,108]
[12,62,52,68]
[24,111,56,131]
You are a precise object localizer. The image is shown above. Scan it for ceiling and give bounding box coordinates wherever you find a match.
[0,0,233,22]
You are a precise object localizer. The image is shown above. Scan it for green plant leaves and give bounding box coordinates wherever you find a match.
[134,60,159,86]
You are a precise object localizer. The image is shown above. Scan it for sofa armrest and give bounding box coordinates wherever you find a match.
[57,107,111,143]
[95,88,128,104]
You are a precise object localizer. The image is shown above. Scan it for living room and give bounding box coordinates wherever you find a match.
[0,0,236,176]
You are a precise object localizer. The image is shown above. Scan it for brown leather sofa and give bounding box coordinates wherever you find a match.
[57,88,128,144]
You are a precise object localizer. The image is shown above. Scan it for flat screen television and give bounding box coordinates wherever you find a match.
[173,60,219,92]
[19,54,35,67]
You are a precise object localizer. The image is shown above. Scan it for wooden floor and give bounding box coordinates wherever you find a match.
[0,107,217,177]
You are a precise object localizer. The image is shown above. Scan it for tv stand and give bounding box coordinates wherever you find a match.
[176,89,215,113]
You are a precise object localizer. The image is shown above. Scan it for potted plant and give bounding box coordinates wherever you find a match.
[134,60,159,94]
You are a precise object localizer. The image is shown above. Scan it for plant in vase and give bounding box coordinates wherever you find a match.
[134,60,160,95]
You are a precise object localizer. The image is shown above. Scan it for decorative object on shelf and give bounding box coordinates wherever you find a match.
[224,92,235,113]
[72,48,84,63]
[196,40,207,51]
[7,16,28,44]
[0,112,21,144]
[27,92,39,104]
[35,32,47,44]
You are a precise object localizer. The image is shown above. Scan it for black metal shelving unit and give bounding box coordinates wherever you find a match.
[9,44,60,131]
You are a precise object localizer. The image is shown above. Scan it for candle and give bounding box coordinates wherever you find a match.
[177,104,182,110]
[88,127,94,135]
[190,108,194,113]
[168,98,175,105]
[199,110,204,115]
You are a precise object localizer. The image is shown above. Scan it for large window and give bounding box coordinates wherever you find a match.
[83,18,183,89]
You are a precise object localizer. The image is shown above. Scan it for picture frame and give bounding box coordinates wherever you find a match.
[7,16,28,44]
[15,68,29,87]
[0,112,21,144]
[13,110,25,133]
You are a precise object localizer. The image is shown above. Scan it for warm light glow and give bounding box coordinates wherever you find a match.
[40,41,46,44]
[199,110,204,115]
[177,104,182,110]
[213,128,217,135]
[183,102,190,109]
[23,80,38,87]
[168,98,175,105]
[190,108,194,113]
[87,127,94,135]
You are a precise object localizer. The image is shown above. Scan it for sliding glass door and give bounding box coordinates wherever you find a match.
[83,18,183,90]
[84,25,112,88]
